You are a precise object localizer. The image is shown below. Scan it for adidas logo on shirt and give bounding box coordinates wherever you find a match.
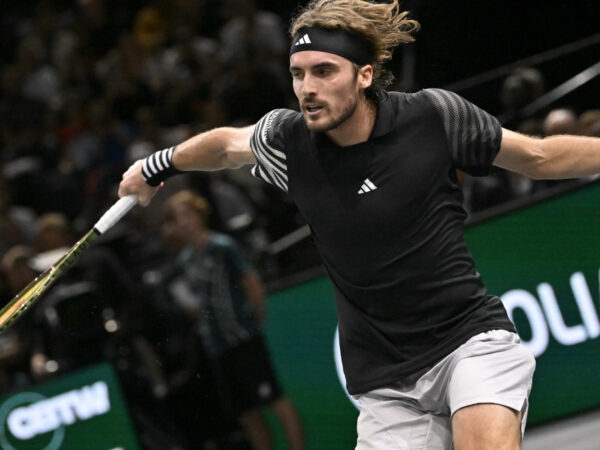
[295,34,312,46]
[358,178,377,194]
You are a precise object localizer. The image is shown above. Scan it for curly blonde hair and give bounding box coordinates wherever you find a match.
[290,0,420,100]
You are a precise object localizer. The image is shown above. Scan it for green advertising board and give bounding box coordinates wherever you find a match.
[263,180,600,448]
[0,363,140,450]
[265,276,358,449]
[465,181,600,425]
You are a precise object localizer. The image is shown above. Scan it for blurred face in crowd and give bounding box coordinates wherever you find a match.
[1,246,35,294]
[162,202,206,250]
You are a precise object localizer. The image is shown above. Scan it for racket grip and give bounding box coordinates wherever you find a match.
[94,195,138,234]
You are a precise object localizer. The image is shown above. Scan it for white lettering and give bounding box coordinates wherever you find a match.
[54,392,77,425]
[538,283,587,345]
[7,407,35,440]
[36,400,61,436]
[571,271,600,338]
[501,289,549,357]
[6,381,111,440]
[73,382,110,419]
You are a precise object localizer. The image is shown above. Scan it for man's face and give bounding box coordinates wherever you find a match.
[162,203,204,249]
[290,51,367,133]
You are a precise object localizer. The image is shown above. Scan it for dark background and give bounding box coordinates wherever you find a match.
[268,0,600,113]
[265,0,599,79]
[2,0,598,111]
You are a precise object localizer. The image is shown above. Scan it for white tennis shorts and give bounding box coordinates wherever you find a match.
[354,329,536,450]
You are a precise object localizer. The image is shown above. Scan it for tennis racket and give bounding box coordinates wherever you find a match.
[0,195,138,333]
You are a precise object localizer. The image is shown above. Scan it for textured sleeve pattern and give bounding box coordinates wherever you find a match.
[424,88,502,175]
[250,109,293,192]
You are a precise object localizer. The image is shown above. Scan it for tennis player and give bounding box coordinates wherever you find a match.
[120,0,600,448]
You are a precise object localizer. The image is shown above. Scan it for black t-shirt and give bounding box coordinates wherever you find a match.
[250,89,516,395]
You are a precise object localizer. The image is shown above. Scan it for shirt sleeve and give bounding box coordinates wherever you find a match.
[424,88,502,176]
[250,108,296,192]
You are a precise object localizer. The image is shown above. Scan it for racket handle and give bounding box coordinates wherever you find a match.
[94,195,138,234]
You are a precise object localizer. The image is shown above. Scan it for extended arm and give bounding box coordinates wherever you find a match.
[119,126,257,205]
[494,128,600,179]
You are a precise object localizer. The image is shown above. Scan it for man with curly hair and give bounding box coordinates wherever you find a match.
[120,1,600,448]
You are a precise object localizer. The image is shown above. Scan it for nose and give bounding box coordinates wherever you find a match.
[301,73,317,97]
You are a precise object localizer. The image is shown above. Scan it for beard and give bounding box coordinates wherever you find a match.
[303,94,359,133]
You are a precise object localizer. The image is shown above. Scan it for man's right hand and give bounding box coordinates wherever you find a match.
[118,160,160,206]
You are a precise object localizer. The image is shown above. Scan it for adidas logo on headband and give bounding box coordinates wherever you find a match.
[295,34,312,46]
[289,27,373,65]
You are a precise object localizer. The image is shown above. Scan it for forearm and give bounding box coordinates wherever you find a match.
[496,129,600,180]
[536,135,600,179]
[118,125,256,205]
[172,127,255,172]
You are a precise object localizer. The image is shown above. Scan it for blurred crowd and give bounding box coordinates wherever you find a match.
[0,0,599,448]
[0,0,301,274]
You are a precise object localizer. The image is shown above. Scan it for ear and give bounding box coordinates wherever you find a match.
[358,64,374,89]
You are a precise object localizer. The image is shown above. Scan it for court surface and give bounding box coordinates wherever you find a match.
[523,409,600,450]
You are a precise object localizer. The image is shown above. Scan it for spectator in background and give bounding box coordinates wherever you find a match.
[219,0,288,74]
[0,245,37,393]
[0,246,36,306]
[158,190,305,450]
[498,67,545,127]
[577,109,600,137]
[27,211,139,381]
[29,212,73,270]
[27,212,78,381]
[543,108,578,136]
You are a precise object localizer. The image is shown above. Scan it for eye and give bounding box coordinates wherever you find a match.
[290,70,303,80]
